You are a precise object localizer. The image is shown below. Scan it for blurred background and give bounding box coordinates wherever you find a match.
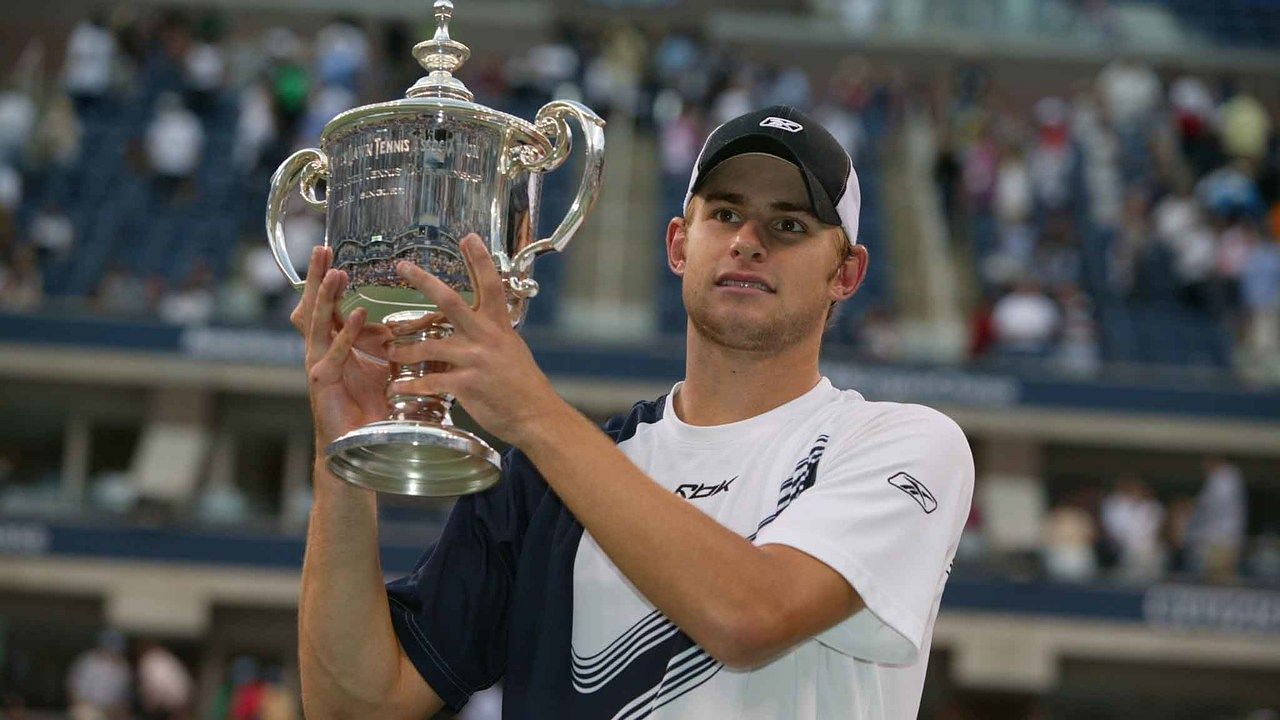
[1,0,1279,718]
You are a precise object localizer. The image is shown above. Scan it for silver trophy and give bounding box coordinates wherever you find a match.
[266,0,605,496]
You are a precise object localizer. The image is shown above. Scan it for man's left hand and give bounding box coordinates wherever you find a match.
[388,234,565,447]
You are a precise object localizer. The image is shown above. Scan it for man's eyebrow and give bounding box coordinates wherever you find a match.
[701,191,747,205]
[702,192,817,217]
[770,200,817,216]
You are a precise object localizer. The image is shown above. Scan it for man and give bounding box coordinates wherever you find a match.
[294,106,973,719]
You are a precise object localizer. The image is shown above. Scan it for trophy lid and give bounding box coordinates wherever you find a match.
[406,0,474,102]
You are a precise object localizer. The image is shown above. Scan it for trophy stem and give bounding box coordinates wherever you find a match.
[386,323,453,425]
[325,315,500,496]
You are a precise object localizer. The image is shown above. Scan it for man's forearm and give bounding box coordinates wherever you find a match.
[298,458,420,717]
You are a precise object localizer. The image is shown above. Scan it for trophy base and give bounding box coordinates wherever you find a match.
[325,421,501,496]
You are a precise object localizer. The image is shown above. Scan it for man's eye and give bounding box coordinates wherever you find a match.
[773,218,808,233]
[712,208,740,223]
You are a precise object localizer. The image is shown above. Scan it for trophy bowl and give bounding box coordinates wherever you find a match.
[266,0,605,496]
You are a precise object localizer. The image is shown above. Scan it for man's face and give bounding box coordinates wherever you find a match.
[669,153,861,353]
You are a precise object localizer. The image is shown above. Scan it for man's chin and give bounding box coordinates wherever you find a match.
[690,313,792,353]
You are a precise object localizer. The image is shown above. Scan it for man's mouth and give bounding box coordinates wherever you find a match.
[715,275,774,293]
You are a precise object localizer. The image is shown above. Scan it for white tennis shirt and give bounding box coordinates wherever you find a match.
[571,377,974,719]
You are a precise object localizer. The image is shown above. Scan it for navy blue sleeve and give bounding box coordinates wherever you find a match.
[385,448,540,712]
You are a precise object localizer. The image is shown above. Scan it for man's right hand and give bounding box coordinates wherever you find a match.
[291,246,393,448]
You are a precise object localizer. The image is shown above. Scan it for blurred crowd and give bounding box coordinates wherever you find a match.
[1,8,1278,382]
[933,59,1280,381]
[36,631,295,720]
[1028,458,1278,586]
[2,630,282,720]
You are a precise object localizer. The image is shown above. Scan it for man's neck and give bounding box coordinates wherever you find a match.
[676,329,824,427]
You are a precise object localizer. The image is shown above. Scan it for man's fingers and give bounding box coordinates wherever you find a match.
[352,322,395,363]
[311,308,366,385]
[460,234,510,325]
[307,269,343,364]
[395,261,475,331]
[388,373,456,400]
[384,336,465,366]
[384,310,450,337]
[291,246,331,333]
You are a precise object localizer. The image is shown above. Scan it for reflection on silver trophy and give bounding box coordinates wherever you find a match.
[266,0,605,496]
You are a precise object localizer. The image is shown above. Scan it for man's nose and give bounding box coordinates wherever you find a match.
[730,221,767,261]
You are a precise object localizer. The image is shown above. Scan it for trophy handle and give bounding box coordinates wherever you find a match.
[509,100,606,284]
[266,148,329,289]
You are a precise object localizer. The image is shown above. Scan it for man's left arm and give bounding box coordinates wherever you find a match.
[389,236,945,669]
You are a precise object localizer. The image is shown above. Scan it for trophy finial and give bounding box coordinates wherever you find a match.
[407,0,474,101]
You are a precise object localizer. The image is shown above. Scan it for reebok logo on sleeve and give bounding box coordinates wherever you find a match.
[887,472,937,514]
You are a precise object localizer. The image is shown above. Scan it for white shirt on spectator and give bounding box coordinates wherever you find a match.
[146,96,205,177]
[0,164,21,211]
[995,158,1033,224]
[63,20,116,97]
[67,649,130,710]
[138,645,193,713]
[0,90,37,162]
[185,42,226,93]
[992,288,1060,352]
[1096,59,1160,129]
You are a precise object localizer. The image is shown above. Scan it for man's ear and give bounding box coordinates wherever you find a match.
[666,216,687,276]
[830,244,868,302]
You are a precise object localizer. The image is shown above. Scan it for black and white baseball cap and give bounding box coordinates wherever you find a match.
[683,105,860,247]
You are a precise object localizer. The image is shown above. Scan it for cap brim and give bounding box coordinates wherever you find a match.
[689,134,843,227]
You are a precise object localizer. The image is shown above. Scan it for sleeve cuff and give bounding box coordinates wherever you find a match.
[387,594,475,712]
[755,528,924,665]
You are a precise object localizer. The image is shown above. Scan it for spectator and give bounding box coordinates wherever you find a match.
[1187,457,1248,582]
[35,94,82,169]
[1111,187,1152,296]
[1169,75,1220,178]
[1042,493,1098,582]
[94,267,152,317]
[136,640,192,720]
[226,657,266,720]
[1218,90,1271,166]
[66,630,131,720]
[232,81,276,172]
[0,88,36,165]
[29,206,76,263]
[991,278,1060,357]
[314,18,370,94]
[1153,182,1215,306]
[0,246,42,312]
[994,146,1033,227]
[1215,217,1259,317]
[258,666,299,720]
[1054,284,1100,375]
[144,93,204,199]
[1100,476,1166,583]
[158,264,216,325]
[1240,232,1280,378]
[1028,96,1075,215]
[62,15,117,118]
[851,304,904,362]
[183,36,226,114]
[1073,89,1123,231]
[0,164,19,214]
[1198,160,1264,221]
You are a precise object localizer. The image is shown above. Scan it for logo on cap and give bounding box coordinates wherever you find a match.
[759,116,803,133]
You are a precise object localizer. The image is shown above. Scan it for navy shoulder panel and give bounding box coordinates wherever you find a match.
[603,395,667,445]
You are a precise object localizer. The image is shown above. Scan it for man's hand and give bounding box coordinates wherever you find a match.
[290,246,393,448]
[384,234,565,447]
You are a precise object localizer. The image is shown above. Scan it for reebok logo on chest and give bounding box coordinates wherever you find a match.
[674,476,737,500]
